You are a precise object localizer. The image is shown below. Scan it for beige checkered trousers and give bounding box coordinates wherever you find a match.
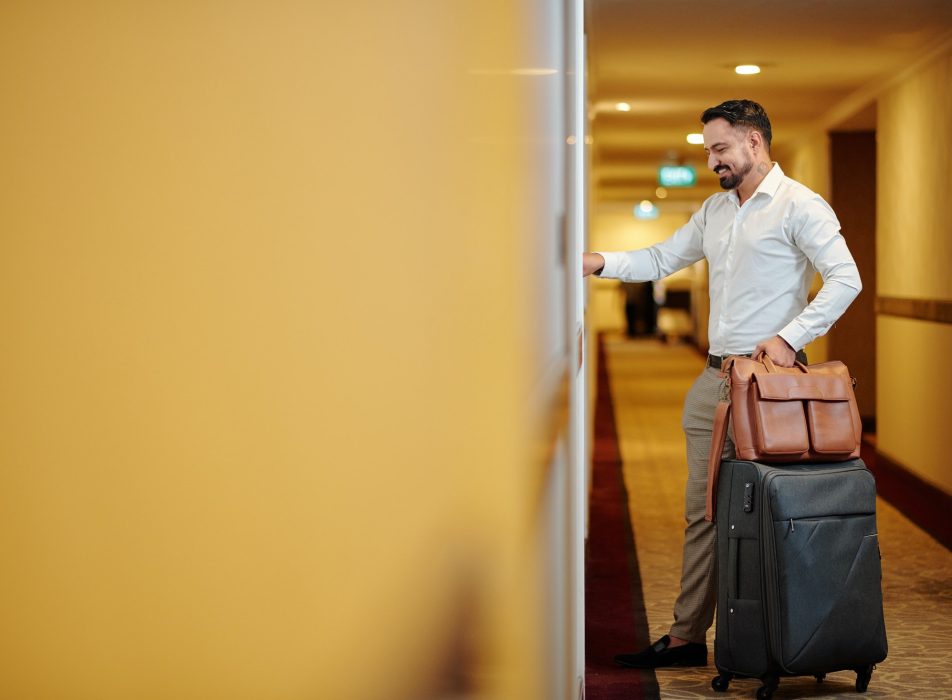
[670,365,734,643]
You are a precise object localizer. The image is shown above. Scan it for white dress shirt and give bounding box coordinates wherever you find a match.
[597,164,861,355]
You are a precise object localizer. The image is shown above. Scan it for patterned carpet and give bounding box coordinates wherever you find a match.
[604,336,952,699]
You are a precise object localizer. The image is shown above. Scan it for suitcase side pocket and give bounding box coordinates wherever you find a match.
[725,597,769,674]
[722,535,769,674]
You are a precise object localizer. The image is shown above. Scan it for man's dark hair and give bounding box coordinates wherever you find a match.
[701,99,772,149]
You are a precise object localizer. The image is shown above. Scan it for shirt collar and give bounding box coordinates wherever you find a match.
[730,162,783,205]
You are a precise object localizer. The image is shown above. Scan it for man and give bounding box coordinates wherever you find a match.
[583,99,861,668]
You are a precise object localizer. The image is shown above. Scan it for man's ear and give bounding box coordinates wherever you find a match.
[749,129,767,155]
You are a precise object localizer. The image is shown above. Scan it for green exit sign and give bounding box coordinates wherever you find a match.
[658,165,697,187]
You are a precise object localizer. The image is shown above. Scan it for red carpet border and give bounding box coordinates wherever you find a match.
[584,336,659,700]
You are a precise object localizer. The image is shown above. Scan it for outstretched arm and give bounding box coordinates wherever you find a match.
[580,206,706,281]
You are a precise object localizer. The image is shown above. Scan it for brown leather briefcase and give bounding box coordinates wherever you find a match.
[705,354,861,521]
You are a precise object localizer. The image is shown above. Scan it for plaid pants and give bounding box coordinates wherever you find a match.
[669,366,733,643]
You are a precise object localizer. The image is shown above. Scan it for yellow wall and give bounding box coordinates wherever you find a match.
[783,134,833,363]
[876,46,952,494]
[784,134,831,202]
[0,2,574,698]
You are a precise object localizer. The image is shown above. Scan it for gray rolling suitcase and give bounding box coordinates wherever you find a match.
[711,458,888,699]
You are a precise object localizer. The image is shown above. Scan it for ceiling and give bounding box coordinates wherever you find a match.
[586,0,952,205]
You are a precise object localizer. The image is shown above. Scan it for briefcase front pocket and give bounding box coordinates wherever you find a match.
[749,373,857,460]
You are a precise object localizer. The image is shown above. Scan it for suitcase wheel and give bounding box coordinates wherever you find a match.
[756,674,779,699]
[855,664,874,693]
[711,673,732,692]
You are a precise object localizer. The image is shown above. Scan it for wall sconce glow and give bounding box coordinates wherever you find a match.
[468,68,558,76]
[510,68,559,76]
[634,200,659,220]
[686,133,704,145]
[735,64,761,75]
[615,102,632,112]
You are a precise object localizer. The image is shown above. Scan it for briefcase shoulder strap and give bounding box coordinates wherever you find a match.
[704,393,731,523]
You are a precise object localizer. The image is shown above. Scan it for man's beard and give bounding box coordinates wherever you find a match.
[716,160,752,190]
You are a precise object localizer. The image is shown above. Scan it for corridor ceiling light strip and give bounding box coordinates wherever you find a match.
[686,133,704,144]
[615,102,632,112]
[735,64,761,75]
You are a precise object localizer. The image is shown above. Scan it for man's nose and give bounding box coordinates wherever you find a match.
[708,153,719,170]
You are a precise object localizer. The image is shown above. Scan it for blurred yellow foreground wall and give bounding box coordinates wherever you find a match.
[0,2,583,699]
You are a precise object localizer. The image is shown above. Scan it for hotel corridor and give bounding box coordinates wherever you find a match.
[587,335,952,699]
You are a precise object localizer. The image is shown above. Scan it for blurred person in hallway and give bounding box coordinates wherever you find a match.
[620,281,658,338]
[582,99,861,668]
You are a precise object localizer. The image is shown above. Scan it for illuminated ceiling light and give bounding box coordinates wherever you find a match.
[735,64,761,75]
[634,200,659,220]
[615,102,632,112]
[655,187,668,199]
[566,135,577,145]
[686,133,704,145]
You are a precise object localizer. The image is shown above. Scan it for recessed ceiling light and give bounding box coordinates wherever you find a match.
[686,133,704,144]
[634,200,659,220]
[615,102,632,112]
[655,187,668,199]
[735,64,761,75]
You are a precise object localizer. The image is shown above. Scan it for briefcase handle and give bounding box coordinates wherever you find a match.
[757,353,809,374]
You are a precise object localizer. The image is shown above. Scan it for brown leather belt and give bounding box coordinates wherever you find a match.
[707,351,807,369]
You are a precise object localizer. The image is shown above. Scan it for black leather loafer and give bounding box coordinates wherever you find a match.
[613,635,708,668]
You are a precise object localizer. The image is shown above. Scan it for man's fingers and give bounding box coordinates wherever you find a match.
[752,339,794,367]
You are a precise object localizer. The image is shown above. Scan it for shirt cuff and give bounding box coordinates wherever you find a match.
[777,323,809,352]
[595,251,625,279]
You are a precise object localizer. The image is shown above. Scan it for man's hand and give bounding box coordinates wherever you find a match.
[583,252,605,277]
[753,335,796,367]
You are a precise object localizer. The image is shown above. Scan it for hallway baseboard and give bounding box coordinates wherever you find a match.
[585,335,659,700]
[863,440,952,551]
